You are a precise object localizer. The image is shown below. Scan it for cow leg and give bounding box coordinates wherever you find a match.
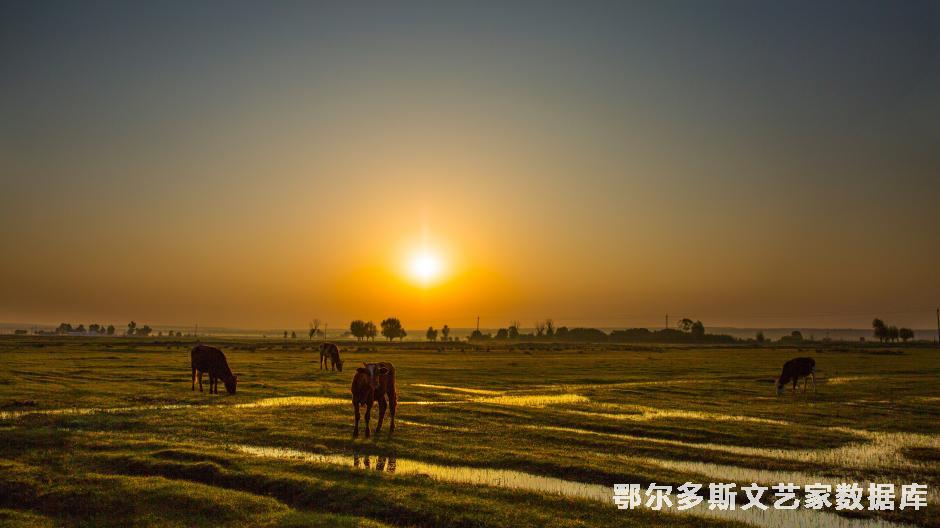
[802,377,807,393]
[353,402,361,438]
[364,402,372,438]
[211,375,217,394]
[192,368,196,391]
[388,393,397,437]
[375,395,387,435]
[320,354,324,370]
[197,371,203,392]
[811,372,817,393]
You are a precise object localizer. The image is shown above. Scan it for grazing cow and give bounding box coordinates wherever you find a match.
[776,357,816,395]
[351,362,397,439]
[319,342,344,372]
[191,345,237,395]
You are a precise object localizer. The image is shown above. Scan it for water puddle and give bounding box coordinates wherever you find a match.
[234,397,346,409]
[527,425,940,472]
[472,394,589,407]
[531,379,703,392]
[572,404,790,426]
[411,383,503,395]
[395,419,472,432]
[231,444,912,528]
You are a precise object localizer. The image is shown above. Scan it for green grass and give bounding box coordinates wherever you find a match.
[0,337,937,527]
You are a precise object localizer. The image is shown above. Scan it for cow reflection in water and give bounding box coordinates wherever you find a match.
[353,453,397,473]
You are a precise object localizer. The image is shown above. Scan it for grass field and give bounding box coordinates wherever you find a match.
[0,337,937,527]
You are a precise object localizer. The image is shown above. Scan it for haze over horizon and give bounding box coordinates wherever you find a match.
[2,1,938,330]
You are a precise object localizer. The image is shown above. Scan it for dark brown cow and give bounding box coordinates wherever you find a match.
[319,342,344,372]
[776,357,816,395]
[351,362,397,438]
[191,345,237,395]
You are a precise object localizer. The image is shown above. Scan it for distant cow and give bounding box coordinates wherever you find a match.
[351,362,397,439]
[319,342,344,372]
[776,357,816,395]
[191,345,237,395]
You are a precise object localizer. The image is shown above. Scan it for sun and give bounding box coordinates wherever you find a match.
[408,249,443,286]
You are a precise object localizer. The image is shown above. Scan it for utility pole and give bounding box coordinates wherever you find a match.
[476,316,480,332]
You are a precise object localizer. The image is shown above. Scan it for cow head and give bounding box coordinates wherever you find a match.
[357,363,388,390]
[335,358,344,372]
[774,376,787,396]
[225,374,238,395]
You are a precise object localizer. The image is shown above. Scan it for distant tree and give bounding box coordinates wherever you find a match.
[555,326,569,340]
[56,323,72,334]
[534,320,545,337]
[872,318,887,343]
[469,329,485,340]
[381,318,406,341]
[106,325,115,335]
[441,324,450,342]
[899,327,914,342]
[755,330,765,343]
[137,325,152,337]
[495,328,509,339]
[89,324,100,334]
[126,321,137,336]
[291,331,297,339]
[426,326,438,341]
[75,324,86,333]
[690,320,705,338]
[158,331,163,337]
[350,320,367,341]
[790,330,803,341]
[283,330,288,339]
[545,319,555,338]
[176,331,183,337]
[887,326,899,343]
[309,319,321,340]
[677,318,694,333]
[365,321,377,341]
[508,321,520,339]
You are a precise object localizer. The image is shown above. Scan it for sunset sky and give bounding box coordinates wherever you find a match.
[1,1,938,330]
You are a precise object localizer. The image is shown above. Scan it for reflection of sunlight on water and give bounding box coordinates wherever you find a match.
[573,404,790,425]
[234,397,346,408]
[232,444,910,528]
[473,394,588,407]
[412,383,503,395]
[396,419,472,432]
[526,425,940,472]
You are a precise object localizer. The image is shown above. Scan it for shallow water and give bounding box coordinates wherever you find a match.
[232,444,913,528]
[526,424,940,472]
[233,396,346,408]
[412,383,503,395]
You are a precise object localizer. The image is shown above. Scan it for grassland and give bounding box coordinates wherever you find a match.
[0,337,937,527]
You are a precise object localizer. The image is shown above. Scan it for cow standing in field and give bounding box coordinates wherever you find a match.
[191,345,238,395]
[319,342,344,372]
[776,357,816,395]
[351,362,397,439]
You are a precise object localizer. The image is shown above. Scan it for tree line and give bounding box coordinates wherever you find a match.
[51,321,186,337]
[872,318,914,343]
